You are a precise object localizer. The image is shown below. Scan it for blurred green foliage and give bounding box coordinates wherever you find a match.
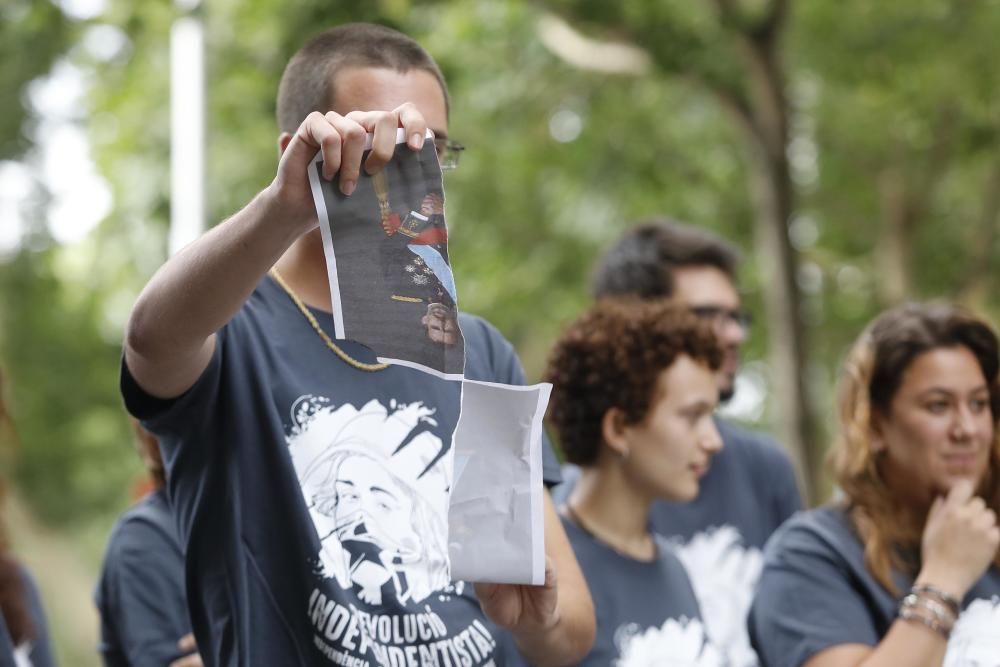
[3,0,1000,529]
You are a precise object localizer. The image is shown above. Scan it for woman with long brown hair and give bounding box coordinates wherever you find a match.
[749,302,1000,667]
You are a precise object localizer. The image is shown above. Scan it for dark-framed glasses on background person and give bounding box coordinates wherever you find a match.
[690,305,753,330]
[433,138,465,170]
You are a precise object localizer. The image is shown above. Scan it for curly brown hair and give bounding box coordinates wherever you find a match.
[544,299,722,466]
[831,302,1000,594]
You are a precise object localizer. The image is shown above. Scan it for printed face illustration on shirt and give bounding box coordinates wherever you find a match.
[288,395,452,606]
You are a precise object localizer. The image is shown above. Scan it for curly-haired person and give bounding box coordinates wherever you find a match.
[538,300,727,666]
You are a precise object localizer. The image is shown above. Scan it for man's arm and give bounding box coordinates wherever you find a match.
[125,107,428,400]
[475,490,595,666]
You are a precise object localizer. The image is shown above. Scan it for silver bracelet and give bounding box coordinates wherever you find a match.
[899,593,956,638]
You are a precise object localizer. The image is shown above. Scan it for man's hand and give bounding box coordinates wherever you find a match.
[168,633,204,667]
[474,557,560,641]
[270,103,428,232]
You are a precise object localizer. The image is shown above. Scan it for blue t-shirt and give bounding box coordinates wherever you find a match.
[0,565,56,667]
[554,419,800,667]
[95,489,190,666]
[557,517,719,666]
[749,504,1000,667]
[122,276,559,666]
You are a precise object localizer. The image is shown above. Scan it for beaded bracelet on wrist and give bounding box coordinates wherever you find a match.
[911,584,961,616]
[898,588,958,639]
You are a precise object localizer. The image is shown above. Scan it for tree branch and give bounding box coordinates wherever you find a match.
[536,12,652,75]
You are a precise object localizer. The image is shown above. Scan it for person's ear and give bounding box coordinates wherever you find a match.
[600,407,631,459]
[278,132,293,158]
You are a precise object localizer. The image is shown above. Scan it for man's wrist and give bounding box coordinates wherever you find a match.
[258,182,318,239]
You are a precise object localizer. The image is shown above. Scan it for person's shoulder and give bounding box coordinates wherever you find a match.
[458,312,509,348]
[14,563,43,609]
[459,311,521,381]
[716,419,795,469]
[764,504,856,559]
[105,492,180,560]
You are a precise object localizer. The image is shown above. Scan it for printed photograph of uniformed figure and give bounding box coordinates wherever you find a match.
[309,131,464,378]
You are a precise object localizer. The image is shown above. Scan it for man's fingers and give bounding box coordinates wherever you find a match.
[395,102,428,151]
[177,633,197,652]
[326,112,366,195]
[346,110,399,175]
[289,111,342,181]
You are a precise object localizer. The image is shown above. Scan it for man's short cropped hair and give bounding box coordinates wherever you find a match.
[543,300,721,467]
[276,22,450,134]
[591,217,741,299]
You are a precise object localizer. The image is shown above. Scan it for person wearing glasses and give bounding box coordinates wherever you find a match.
[555,218,802,667]
[121,22,594,667]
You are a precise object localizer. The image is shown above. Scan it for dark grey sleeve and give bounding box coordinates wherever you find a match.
[0,615,13,667]
[20,568,56,667]
[97,520,191,666]
[749,526,880,667]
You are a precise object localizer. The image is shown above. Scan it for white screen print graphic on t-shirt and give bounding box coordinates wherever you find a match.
[944,596,1000,667]
[286,394,500,666]
[614,616,724,667]
[674,526,764,667]
[288,394,452,605]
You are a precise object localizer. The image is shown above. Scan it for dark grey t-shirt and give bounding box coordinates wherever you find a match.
[121,276,558,666]
[559,517,720,666]
[0,566,56,667]
[749,504,1000,667]
[95,489,190,666]
[554,419,800,667]
[0,615,13,667]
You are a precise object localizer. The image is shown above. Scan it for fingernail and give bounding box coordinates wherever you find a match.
[342,180,356,196]
[410,133,424,149]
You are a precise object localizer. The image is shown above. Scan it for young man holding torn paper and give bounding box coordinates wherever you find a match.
[121,22,594,667]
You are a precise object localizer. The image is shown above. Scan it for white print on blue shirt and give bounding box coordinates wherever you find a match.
[945,596,1000,667]
[287,395,452,607]
[615,616,724,667]
[674,525,763,667]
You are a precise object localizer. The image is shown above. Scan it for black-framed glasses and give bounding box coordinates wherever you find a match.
[433,138,465,170]
[690,306,753,330]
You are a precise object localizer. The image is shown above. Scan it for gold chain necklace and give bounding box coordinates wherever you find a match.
[269,267,387,372]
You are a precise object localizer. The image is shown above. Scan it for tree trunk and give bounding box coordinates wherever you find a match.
[730,8,823,503]
[875,167,914,306]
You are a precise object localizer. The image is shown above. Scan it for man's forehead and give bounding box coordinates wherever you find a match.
[327,65,448,134]
[671,265,740,306]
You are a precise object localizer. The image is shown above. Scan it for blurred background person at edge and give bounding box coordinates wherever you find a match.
[94,420,200,667]
[750,302,1000,667]
[523,299,725,665]
[0,370,57,667]
[555,218,802,666]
